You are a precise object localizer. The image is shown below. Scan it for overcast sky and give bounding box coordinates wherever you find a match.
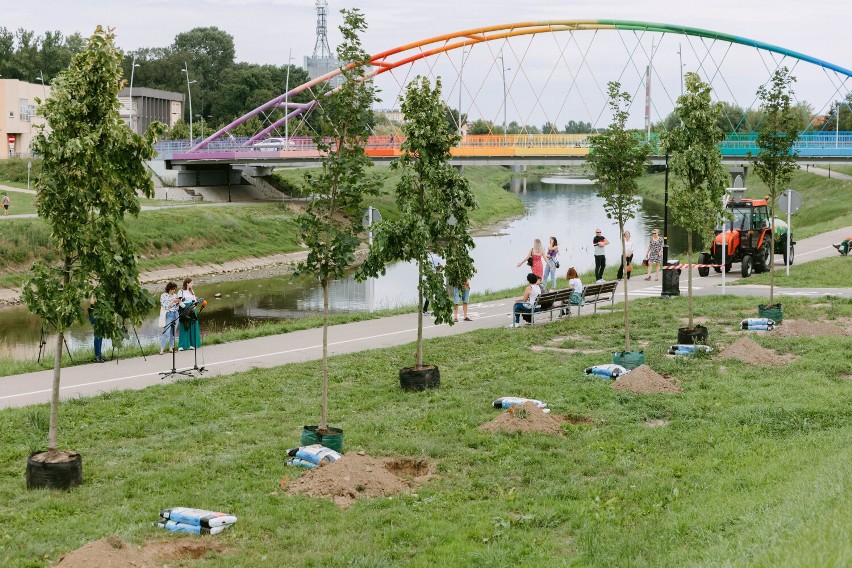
[7,1,851,127]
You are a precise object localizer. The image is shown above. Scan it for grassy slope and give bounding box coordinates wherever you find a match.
[0,190,37,215]
[1,294,850,567]
[0,167,522,290]
[637,169,852,240]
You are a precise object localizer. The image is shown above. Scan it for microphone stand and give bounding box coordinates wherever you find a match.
[37,325,73,363]
[159,313,194,380]
[189,299,206,375]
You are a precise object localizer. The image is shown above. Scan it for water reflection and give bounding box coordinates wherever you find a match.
[1,175,689,356]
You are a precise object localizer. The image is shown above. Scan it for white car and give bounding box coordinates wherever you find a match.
[251,137,295,150]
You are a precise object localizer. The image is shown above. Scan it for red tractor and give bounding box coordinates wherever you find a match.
[697,198,775,278]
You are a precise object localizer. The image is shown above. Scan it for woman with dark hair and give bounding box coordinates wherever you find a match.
[509,273,542,328]
[159,281,181,355]
[542,236,560,289]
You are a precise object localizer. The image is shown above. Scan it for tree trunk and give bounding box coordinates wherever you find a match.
[686,231,694,329]
[620,221,630,351]
[769,208,776,306]
[320,281,329,431]
[48,331,62,451]
[416,259,424,369]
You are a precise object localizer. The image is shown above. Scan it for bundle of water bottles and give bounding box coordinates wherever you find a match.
[285,444,342,469]
[492,397,551,413]
[667,344,714,356]
[583,363,629,379]
[741,317,776,331]
[154,507,238,535]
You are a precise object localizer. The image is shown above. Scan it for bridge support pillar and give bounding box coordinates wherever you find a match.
[728,166,747,187]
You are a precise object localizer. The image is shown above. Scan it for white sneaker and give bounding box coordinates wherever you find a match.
[596,279,605,284]
[189,346,195,350]
[507,322,520,328]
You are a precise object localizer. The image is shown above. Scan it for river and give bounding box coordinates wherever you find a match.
[0,175,688,358]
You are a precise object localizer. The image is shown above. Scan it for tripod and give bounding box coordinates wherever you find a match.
[37,327,73,364]
[111,320,147,363]
[158,316,194,380]
[183,299,207,375]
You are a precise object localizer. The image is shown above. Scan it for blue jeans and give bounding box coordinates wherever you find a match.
[542,258,557,289]
[88,313,102,358]
[513,302,538,324]
[161,311,179,350]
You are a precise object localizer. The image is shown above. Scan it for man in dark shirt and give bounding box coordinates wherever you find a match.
[592,229,609,282]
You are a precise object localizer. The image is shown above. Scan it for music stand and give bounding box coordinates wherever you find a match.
[158,314,194,380]
[111,320,147,363]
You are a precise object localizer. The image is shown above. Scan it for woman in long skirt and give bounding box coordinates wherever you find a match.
[177,278,202,350]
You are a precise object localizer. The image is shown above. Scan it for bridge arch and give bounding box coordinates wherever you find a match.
[188,20,852,153]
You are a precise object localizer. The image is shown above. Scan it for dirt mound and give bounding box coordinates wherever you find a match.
[611,365,681,394]
[772,319,849,338]
[285,453,432,508]
[479,401,565,434]
[53,535,224,568]
[717,336,796,365]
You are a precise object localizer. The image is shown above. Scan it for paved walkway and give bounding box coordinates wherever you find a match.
[1,226,850,410]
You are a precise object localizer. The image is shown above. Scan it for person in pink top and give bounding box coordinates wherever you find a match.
[517,238,545,278]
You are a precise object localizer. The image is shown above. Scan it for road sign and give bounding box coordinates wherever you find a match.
[362,206,382,228]
[777,189,802,215]
[7,135,14,144]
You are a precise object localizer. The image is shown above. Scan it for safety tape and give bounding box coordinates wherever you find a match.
[661,264,727,269]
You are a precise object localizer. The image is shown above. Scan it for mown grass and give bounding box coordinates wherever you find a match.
[732,256,852,287]
[637,169,852,239]
[0,190,37,215]
[1,295,850,567]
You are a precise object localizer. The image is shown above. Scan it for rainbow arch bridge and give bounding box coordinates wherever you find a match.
[156,20,852,184]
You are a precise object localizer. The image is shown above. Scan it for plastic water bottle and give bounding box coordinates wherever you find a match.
[286,444,342,465]
[286,458,318,469]
[741,318,775,330]
[492,397,547,409]
[584,364,627,379]
[159,507,238,528]
[154,520,227,535]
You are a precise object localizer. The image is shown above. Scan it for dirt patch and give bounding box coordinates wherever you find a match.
[644,419,670,428]
[285,453,433,509]
[611,365,681,394]
[564,414,594,425]
[717,337,797,365]
[53,535,224,567]
[772,318,850,338]
[479,401,566,435]
[531,345,608,354]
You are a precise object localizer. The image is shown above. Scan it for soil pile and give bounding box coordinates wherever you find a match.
[772,319,849,338]
[611,365,681,394]
[285,453,432,509]
[717,337,796,365]
[53,535,224,568]
[479,401,565,434]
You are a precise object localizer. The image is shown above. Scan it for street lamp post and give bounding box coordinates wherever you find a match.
[285,49,293,150]
[35,73,47,100]
[128,54,140,132]
[499,53,511,143]
[181,63,197,145]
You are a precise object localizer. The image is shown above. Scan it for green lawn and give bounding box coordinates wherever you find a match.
[1,294,850,566]
[733,256,852,287]
[0,190,37,215]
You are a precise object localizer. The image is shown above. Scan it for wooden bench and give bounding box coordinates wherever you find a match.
[572,280,619,315]
[512,288,574,324]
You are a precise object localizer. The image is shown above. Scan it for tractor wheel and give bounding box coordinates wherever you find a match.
[782,243,795,266]
[697,253,710,277]
[756,241,771,273]
[741,255,753,278]
[713,264,722,273]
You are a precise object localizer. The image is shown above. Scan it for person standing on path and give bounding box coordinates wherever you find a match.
[422,252,443,314]
[592,229,609,283]
[88,296,106,363]
[542,236,559,290]
[644,229,664,280]
[617,230,634,280]
[517,238,545,279]
[452,281,471,322]
[159,281,181,355]
[1,193,9,216]
[177,278,202,350]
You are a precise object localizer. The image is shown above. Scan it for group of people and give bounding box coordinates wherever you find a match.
[516,228,665,288]
[510,267,585,328]
[159,278,202,355]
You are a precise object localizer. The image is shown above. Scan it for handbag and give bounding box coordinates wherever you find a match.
[625,262,632,273]
[526,257,533,267]
[642,258,649,267]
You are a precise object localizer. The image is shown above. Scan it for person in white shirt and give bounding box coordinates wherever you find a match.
[510,273,541,328]
[617,230,635,280]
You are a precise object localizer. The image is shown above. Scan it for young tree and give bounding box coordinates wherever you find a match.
[295,9,379,432]
[588,82,650,351]
[358,76,476,370]
[752,67,800,306]
[662,72,729,330]
[22,26,163,454]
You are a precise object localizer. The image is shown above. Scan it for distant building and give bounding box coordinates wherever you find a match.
[376,109,404,124]
[117,87,185,134]
[0,79,50,159]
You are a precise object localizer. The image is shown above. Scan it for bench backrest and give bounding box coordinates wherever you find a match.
[535,288,573,308]
[582,281,618,298]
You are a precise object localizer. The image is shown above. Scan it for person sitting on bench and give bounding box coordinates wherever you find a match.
[833,237,852,256]
[510,273,541,328]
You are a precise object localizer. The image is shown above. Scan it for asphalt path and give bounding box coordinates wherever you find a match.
[1,226,850,410]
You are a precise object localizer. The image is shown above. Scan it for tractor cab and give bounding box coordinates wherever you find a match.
[716,200,771,233]
[701,198,774,278]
